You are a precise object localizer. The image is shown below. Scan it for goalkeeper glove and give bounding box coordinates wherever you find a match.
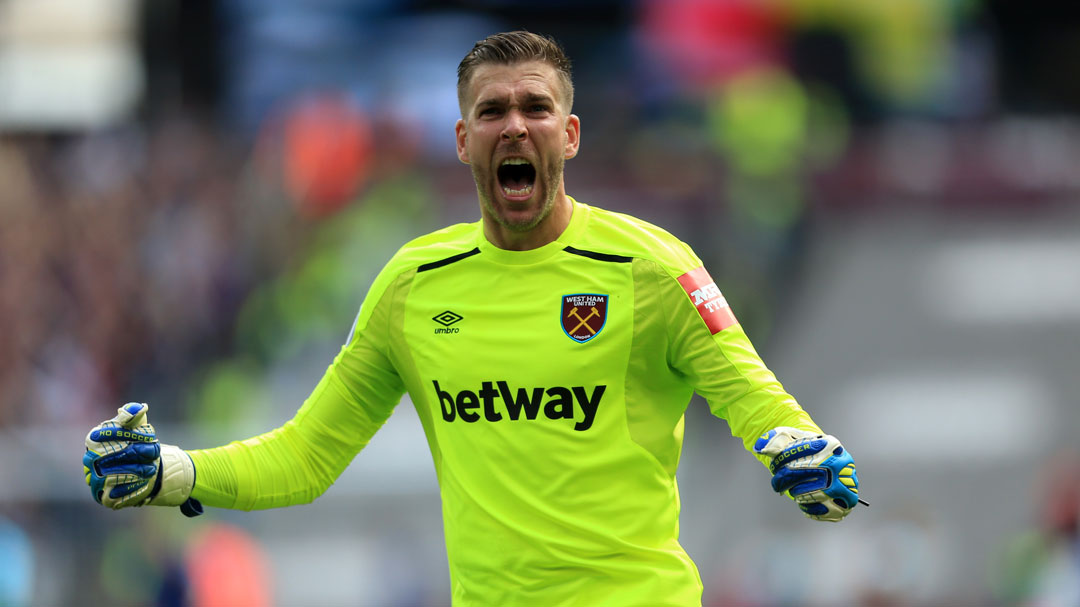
[83,403,202,517]
[753,427,862,522]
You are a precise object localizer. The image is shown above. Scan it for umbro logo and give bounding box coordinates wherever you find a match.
[433,310,462,334]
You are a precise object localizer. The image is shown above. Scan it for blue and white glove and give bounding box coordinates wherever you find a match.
[83,403,202,517]
[753,427,862,522]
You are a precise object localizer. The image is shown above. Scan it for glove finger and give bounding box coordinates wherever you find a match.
[102,484,155,509]
[90,442,160,470]
[89,471,143,506]
[771,466,829,495]
[801,497,854,522]
[800,502,830,517]
[89,450,158,481]
[821,466,860,509]
[86,464,148,496]
[108,479,151,500]
[769,438,830,474]
[113,402,149,429]
[789,468,859,510]
[753,427,822,457]
[88,423,156,445]
[95,461,158,480]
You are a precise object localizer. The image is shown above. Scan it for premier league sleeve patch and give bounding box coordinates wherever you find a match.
[677,267,737,334]
[562,294,608,343]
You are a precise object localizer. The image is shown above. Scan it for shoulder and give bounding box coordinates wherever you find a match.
[366,221,478,302]
[381,221,480,277]
[352,221,479,333]
[573,202,702,277]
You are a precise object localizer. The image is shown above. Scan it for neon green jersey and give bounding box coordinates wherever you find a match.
[189,198,820,606]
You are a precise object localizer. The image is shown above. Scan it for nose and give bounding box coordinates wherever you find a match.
[501,110,527,142]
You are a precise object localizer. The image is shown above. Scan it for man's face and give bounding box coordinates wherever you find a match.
[455,61,580,233]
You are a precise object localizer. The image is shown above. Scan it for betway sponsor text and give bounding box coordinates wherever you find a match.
[433,380,604,431]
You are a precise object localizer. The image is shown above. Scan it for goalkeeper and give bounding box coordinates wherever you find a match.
[83,31,863,606]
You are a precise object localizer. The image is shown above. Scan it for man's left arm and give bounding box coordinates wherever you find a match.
[657,262,816,456]
[659,262,861,521]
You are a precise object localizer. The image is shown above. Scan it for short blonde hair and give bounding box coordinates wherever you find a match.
[456,31,574,115]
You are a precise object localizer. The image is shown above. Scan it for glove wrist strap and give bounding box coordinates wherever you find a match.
[149,444,195,507]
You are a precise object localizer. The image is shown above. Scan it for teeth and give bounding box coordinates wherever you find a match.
[503,184,533,196]
[501,158,531,166]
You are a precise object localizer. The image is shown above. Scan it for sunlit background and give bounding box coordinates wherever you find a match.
[2,0,1079,605]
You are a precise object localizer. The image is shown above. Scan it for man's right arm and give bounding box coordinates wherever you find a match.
[187,272,407,510]
[83,265,409,514]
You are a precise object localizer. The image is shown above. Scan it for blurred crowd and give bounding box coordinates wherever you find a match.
[0,119,247,429]
[0,0,979,427]
[0,0,1056,428]
[0,101,440,431]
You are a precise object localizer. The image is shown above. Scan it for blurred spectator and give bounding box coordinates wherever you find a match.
[636,0,787,90]
[704,65,825,339]
[185,523,272,607]
[280,93,373,218]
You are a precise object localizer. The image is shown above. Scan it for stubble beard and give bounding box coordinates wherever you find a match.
[474,155,564,233]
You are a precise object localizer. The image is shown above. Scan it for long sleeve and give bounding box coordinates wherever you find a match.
[657,261,820,468]
[188,271,407,510]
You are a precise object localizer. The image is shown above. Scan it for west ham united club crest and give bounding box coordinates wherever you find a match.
[561,294,608,343]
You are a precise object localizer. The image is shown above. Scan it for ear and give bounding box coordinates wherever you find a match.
[455,119,469,164]
[564,114,581,159]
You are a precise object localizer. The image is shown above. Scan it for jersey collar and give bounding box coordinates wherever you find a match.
[476,196,589,265]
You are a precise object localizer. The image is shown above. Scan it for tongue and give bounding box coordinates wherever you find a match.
[503,175,531,190]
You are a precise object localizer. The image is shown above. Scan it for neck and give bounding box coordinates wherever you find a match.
[483,193,573,251]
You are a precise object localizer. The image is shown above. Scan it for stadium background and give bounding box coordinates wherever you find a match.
[2,0,1079,605]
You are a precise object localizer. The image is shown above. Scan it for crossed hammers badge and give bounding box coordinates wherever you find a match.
[561,294,608,343]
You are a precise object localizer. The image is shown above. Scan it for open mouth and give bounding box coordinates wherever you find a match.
[497,158,536,199]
